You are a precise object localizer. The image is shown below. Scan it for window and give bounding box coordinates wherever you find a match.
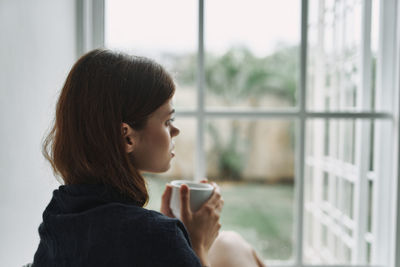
[304,0,398,265]
[85,0,400,266]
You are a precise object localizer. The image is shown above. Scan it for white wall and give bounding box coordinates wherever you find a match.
[0,0,77,265]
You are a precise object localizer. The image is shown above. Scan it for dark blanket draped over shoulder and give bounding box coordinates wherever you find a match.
[32,184,201,267]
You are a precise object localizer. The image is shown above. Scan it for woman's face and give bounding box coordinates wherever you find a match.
[127,98,180,173]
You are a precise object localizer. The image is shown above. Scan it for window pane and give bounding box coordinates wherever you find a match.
[105,0,197,109]
[205,119,295,260]
[367,179,373,233]
[371,0,380,111]
[307,0,375,112]
[145,118,196,210]
[205,0,300,109]
[367,242,372,263]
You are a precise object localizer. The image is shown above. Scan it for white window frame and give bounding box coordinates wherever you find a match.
[394,1,400,266]
[76,0,105,56]
[84,0,400,266]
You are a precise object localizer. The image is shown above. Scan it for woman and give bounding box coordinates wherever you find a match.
[32,49,265,267]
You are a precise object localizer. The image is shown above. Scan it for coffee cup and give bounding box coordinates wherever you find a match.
[169,180,214,220]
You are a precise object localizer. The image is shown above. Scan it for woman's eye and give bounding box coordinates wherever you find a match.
[166,117,175,126]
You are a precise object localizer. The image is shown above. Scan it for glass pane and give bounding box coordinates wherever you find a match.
[205,119,295,260]
[105,0,197,109]
[369,121,375,171]
[367,179,373,232]
[323,172,329,202]
[371,0,380,111]
[342,179,354,219]
[307,0,374,112]
[145,118,196,210]
[367,242,372,263]
[205,0,300,109]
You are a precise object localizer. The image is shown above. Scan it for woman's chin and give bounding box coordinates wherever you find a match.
[141,163,172,174]
[161,163,172,173]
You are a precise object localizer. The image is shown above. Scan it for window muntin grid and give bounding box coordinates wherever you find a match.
[305,118,370,264]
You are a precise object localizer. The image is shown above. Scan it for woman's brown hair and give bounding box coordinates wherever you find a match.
[43,49,175,206]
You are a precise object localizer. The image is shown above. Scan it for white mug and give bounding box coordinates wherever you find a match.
[169,180,214,220]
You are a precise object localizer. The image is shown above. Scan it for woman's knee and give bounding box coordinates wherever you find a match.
[208,231,266,267]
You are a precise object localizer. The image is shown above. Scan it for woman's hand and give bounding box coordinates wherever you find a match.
[180,180,224,266]
[159,179,224,266]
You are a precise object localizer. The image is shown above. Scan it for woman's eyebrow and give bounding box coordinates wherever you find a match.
[167,109,175,116]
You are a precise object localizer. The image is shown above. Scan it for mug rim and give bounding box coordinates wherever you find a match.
[170,180,213,190]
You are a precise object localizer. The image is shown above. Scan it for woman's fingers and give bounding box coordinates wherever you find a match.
[206,183,223,207]
[193,182,224,217]
[210,182,221,194]
[215,198,224,213]
[160,184,174,217]
[180,184,191,220]
[161,184,172,204]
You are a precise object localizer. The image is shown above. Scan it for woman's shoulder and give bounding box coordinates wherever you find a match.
[123,207,187,236]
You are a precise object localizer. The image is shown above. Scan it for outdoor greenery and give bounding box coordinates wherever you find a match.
[174,45,298,105]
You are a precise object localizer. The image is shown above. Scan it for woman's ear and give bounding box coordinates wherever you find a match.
[121,122,135,153]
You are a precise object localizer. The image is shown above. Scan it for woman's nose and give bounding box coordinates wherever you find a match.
[171,125,180,137]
